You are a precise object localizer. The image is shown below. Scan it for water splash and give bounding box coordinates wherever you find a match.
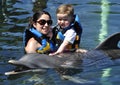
[62,75,95,84]
[99,0,110,43]
[101,68,113,85]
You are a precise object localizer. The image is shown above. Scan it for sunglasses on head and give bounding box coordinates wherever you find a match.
[37,19,52,25]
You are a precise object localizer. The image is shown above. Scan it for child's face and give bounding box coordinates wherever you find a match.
[57,14,73,28]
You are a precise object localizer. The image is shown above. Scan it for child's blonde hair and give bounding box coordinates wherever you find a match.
[56,4,74,17]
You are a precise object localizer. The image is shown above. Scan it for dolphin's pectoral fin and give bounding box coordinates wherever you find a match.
[96,32,120,50]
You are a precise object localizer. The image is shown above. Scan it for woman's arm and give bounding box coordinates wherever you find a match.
[25,37,41,53]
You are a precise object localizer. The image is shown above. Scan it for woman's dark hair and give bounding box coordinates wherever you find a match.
[28,11,52,28]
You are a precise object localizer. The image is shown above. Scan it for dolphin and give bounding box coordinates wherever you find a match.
[5,32,120,75]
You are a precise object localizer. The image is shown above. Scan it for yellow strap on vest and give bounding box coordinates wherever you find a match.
[37,42,50,53]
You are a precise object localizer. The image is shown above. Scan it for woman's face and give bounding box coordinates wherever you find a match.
[57,13,73,29]
[33,14,52,35]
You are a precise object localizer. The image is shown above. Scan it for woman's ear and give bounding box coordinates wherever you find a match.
[33,22,37,28]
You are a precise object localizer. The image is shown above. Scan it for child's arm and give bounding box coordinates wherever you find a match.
[49,40,69,56]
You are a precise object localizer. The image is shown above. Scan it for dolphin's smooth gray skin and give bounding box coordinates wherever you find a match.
[5,32,120,75]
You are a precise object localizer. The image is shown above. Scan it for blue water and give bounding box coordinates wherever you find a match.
[0,0,120,85]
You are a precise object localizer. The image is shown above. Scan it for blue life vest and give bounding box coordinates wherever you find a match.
[24,28,56,53]
[53,14,83,49]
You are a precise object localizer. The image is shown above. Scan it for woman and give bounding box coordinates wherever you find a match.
[24,11,56,54]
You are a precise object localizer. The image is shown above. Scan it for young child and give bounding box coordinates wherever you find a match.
[49,4,86,56]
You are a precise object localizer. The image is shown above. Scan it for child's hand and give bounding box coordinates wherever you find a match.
[49,52,56,56]
[75,49,88,53]
[49,52,60,56]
